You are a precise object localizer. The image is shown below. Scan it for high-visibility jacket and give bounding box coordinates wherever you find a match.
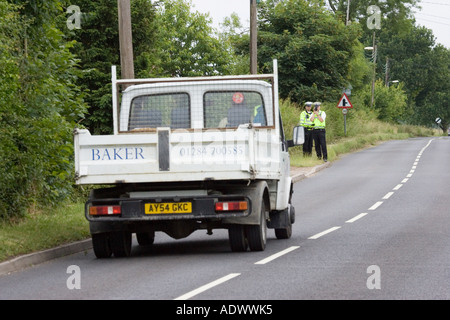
[300,110,314,128]
[312,110,326,129]
[253,105,266,125]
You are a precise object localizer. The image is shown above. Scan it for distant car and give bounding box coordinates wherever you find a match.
[448,127,450,136]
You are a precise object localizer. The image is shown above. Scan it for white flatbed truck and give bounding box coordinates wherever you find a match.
[74,60,304,258]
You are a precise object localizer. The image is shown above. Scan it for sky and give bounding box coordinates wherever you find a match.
[190,0,450,48]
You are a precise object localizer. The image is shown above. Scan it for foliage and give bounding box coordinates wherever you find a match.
[68,0,235,134]
[255,0,366,103]
[0,0,88,219]
[66,0,160,134]
[154,0,233,77]
[356,80,408,122]
[326,0,418,25]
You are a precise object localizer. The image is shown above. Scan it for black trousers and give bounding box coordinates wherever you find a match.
[312,129,327,160]
[303,128,313,156]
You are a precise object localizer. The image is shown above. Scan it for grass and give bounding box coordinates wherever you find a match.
[0,202,89,262]
[0,100,442,263]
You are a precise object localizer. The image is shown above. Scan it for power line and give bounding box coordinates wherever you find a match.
[415,17,450,27]
[414,12,450,21]
[420,1,450,6]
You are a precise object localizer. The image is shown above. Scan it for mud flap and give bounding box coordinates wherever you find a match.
[267,204,295,229]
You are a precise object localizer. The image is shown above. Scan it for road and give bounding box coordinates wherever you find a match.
[0,137,449,300]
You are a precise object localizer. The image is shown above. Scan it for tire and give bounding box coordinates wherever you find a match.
[228,225,248,252]
[275,205,293,240]
[110,231,132,257]
[275,224,292,239]
[92,233,112,258]
[136,231,155,246]
[246,200,267,251]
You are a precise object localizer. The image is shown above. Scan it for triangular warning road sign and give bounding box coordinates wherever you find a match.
[337,93,353,108]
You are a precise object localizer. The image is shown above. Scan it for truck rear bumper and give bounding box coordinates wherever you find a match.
[85,194,251,223]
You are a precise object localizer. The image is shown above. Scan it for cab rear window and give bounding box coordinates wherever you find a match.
[129,93,190,130]
[204,91,266,128]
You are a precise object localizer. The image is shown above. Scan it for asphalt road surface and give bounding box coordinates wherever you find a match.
[1,137,449,300]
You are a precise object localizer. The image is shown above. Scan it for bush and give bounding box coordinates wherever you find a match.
[0,2,88,220]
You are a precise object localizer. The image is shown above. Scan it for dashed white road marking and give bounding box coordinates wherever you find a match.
[255,246,300,265]
[174,273,241,300]
[383,192,394,200]
[308,227,341,239]
[346,213,368,223]
[368,201,383,211]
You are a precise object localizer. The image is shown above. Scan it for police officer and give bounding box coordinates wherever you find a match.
[299,101,314,156]
[310,102,328,162]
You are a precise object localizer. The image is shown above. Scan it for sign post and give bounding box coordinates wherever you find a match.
[337,93,353,136]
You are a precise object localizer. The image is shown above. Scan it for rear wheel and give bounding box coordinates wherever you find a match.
[136,231,155,246]
[246,200,267,251]
[110,231,132,257]
[228,225,248,252]
[92,233,112,258]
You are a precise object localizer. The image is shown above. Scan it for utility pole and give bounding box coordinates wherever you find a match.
[346,0,351,26]
[371,31,377,108]
[250,0,258,74]
[118,0,135,80]
[385,57,389,86]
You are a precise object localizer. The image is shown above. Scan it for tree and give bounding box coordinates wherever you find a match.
[374,18,449,128]
[416,45,450,133]
[358,80,408,122]
[0,0,88,219]
[154,0,233,77]
[69,0,234,134]
[327,0,418,27]
[67,0,159,134]
[255,0,366,103]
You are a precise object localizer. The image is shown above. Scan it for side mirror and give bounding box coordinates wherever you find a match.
[291,126,304,146]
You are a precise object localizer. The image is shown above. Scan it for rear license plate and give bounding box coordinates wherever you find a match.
[145,202,192,214]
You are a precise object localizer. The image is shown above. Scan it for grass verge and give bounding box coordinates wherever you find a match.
[0,202,89,262]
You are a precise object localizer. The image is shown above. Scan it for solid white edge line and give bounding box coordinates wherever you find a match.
[308,226,341,240]
[346,212,368,223]
[254,246,300,265]
[174,273,241,300]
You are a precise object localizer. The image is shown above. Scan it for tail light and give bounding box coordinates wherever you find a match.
[215,201,248,212]
[89,205,121,216]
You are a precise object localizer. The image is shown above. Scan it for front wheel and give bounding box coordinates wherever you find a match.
[246,200,267,251]
[275,205,294,239]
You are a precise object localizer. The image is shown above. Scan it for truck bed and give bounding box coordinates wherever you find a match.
[74,126,284,185]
